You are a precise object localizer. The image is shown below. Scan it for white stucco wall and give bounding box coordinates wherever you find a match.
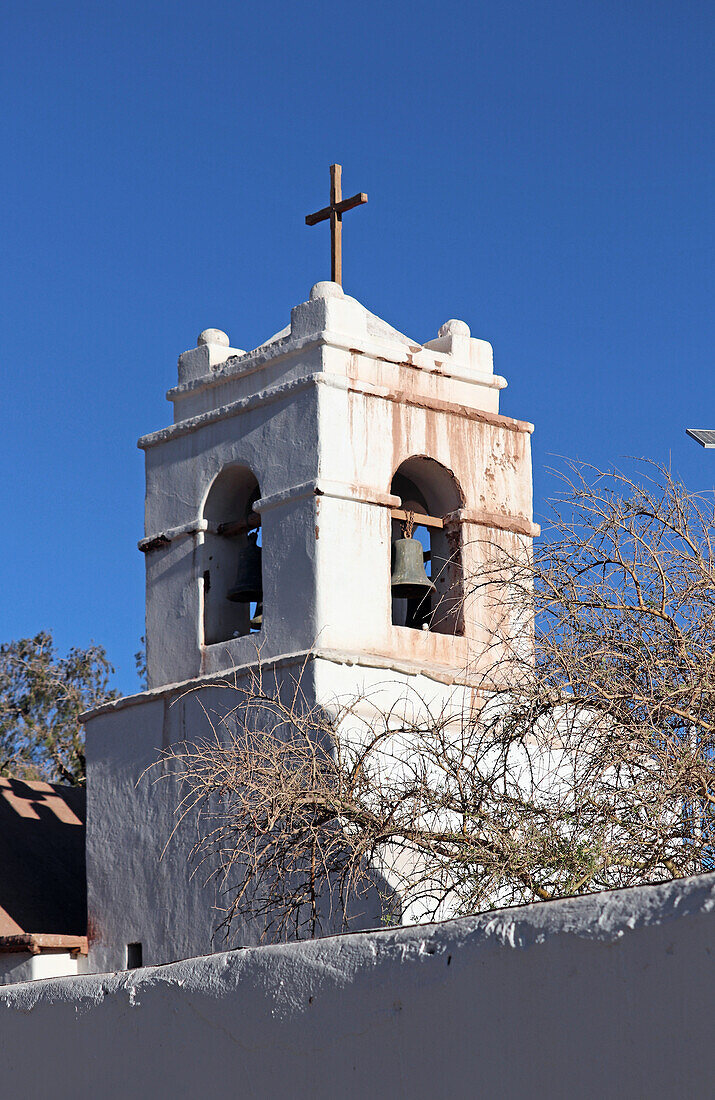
[1,871,714,1099]
[138,282,535,690]
[0,950,87,986]
[85,647,497,972]
[84,658,393,973]
[84,282,540,973]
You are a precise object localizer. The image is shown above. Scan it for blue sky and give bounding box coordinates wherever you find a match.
[1,0,713,694]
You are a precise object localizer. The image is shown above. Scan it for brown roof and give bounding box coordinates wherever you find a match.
[0,778,86,940]
[0,933,87,955]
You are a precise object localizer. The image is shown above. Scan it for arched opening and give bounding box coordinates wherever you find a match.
[202,466,262,646]
[390,457,464,636]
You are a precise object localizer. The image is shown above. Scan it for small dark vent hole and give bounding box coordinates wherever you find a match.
[126,942,143,969]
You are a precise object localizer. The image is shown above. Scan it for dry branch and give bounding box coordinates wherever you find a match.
[156,463,715,941]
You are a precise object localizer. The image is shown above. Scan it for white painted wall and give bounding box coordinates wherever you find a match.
[1,871,714,1099]
[138,281,535,690]
[84,282,537,971]
[85,643,495,972]
[0,950,86,985]
[84,658,392,973]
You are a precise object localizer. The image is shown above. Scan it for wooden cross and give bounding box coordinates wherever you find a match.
[305,164,367,286]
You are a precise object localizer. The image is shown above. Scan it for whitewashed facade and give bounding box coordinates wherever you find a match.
[82,282,537,971]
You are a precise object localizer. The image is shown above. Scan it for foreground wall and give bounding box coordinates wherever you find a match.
[2,871,715,1099]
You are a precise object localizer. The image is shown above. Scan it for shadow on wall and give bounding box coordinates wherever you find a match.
[0,778,86,936]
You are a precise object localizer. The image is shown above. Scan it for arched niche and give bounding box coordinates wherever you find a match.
[390,457,464,636]
[202,465,262,646]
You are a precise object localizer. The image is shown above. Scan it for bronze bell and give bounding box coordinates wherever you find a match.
[227,533,262,603]
[391,537,435,600]
[249,600,263,630]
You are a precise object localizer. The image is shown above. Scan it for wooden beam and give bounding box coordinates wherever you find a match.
[390,508,444,530]
[335,191,368,215]
[330,163,342,284]
[0,933,89,956]
[305,204,333,226]
[331,208,341,284]
[215,515,261,537]
[330,163,342,202]
[305,164,367,287]
[305,194,368,225]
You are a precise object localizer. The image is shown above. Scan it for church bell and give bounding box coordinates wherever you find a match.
[227,532,262,603]
[390,537,435,600]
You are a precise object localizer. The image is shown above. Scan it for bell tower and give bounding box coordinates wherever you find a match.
[139,281,536,691]
[83,280,537,972]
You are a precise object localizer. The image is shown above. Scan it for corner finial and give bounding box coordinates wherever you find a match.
[197,329,230,347]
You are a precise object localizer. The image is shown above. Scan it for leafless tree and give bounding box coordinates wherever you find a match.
[157,463,715,942]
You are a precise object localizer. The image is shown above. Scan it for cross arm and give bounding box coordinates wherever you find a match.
[335,191,368,214]
[305,205,333,226]
[305,192,368,225]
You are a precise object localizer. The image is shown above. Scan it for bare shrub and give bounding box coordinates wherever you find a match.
[157,463,715,941]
